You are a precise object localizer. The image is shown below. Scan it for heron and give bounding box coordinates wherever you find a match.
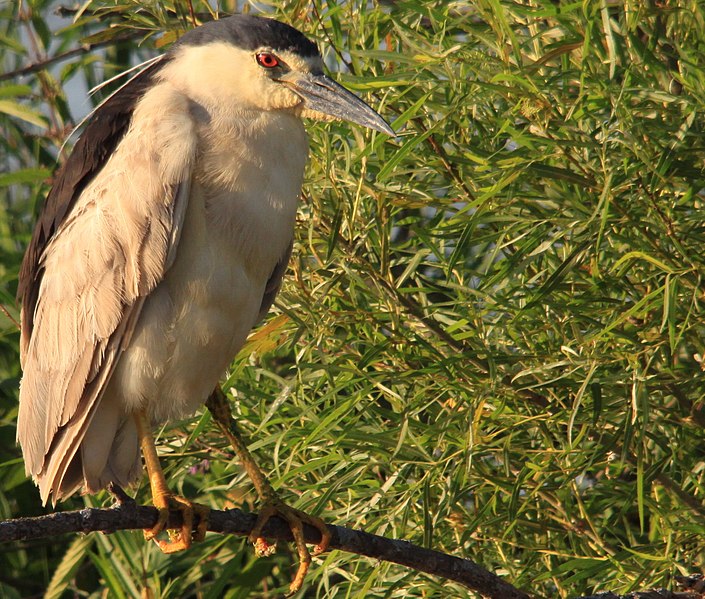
[17,14,393,594]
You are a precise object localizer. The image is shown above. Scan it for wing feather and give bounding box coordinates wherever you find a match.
[17,58,198,504]
[18,57,172,357]
[258,242,293,322]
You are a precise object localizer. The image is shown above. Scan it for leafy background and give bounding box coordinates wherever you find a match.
[2,0,705,597]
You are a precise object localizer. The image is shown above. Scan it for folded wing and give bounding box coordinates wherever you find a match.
[17,57,198,504]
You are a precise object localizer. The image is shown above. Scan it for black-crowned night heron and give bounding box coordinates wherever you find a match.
[17,14,393,593]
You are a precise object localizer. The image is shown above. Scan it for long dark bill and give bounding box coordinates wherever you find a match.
[285,72,395,135]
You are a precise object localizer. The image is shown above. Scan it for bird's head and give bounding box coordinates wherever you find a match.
[166,15,394,135]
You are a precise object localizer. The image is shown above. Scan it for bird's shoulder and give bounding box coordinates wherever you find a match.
[17,56,174,354]
[17,56,172,342]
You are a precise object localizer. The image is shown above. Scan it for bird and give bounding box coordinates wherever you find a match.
[16,13,393,593]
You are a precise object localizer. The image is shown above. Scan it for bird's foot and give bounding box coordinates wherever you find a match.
[250,495,331,596]
[144,493,210,554]
[204,387,329,593]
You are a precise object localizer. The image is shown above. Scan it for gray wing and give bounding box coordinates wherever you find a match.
[17,56,198,504]
[258,242,293,322]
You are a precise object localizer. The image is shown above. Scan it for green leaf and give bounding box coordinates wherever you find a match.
[0,100,47,128]
[0,168,51,187]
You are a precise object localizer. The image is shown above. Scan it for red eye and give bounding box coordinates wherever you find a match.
[256,52,280,69]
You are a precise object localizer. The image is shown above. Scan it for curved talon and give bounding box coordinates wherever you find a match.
[250,499,331,596]
[310,514,332,556]
[144,494,210,554]
[192,502,210,543]
[205,389,330,594]
[144,505,169,542]
[134,410,210,553]
[253,536,276,558]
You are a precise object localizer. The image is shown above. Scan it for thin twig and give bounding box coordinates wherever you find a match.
[0,304,20,329]
[0,33,142,83]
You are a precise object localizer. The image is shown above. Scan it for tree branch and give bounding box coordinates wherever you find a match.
[0,33,141,83]
[0,502,528,599]
[575,588,703,599]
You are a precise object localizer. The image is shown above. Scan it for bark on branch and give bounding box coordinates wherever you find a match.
[2,505,704,599]
[0,34,142,83]
[0,502,528,599]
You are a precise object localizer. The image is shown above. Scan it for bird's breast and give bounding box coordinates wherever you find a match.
[195,110,308,274]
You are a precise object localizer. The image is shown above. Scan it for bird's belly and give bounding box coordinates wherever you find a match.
[106,195,288,423]
[110,248,265,422]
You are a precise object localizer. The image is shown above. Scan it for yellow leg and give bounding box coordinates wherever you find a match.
[134,410,210,553]
[205,387,331,596]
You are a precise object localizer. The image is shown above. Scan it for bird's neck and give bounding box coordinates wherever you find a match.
[190,108,309,276]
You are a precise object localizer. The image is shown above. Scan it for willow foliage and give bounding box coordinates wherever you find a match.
[1,1,704,597]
